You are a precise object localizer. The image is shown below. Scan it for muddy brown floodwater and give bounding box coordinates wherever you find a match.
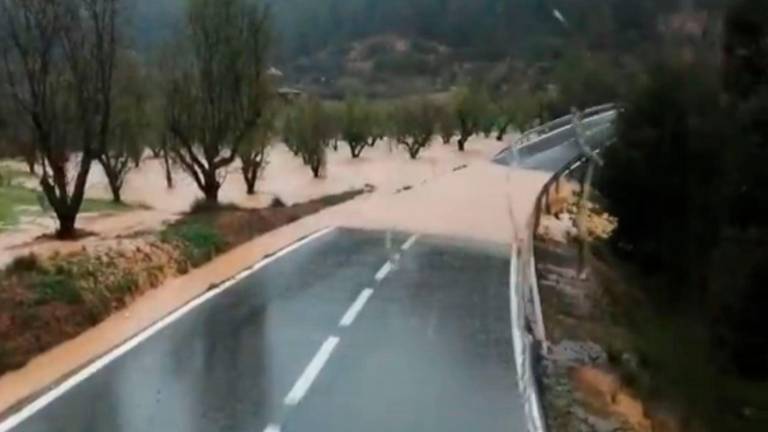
[0,134,556,416]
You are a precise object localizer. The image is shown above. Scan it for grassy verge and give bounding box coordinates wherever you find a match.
[0,189,365,376]
[0,166,130,231]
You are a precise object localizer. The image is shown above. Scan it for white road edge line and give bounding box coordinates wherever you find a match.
[374,261,393,282]
[284,336,340,406]
[401,234,419,251]
[263,423,281,432]
[0,227,338,432]
[338,288,374,327]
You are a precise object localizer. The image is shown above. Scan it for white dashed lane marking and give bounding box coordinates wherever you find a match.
[284,336,340,406]
[339,288,375,328]
[374,261,393,282]
[402,235,419,251]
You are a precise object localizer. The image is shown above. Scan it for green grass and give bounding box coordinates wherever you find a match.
[81,198,131,213]
[160,221,225,268]
[0,166,132,231]
[0,185,42,229]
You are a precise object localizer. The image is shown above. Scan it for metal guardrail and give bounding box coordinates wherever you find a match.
[508,105,618,432]
[495,104,617,162]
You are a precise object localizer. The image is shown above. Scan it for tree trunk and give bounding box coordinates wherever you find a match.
[25,157,36,175]
[457,135,468,152]
[56,211,77,240]
[163,149,174,189]
[243,165,257,195]
[350,144,363,159]
[496,123,510,141]
[203,185,219,205]
[99,158,124,203]
[107,181,122,204]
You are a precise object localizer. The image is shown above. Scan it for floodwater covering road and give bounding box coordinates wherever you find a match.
[0,111,613,432]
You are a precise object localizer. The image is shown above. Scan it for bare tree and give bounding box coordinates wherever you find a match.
[0,99,37,173]
[165,0,271,205]
[98,54,148,203]
[1,0,120,238]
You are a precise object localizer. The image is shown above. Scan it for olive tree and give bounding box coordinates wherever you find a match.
[495,89,542,141]
[436,103,457,144]
[341,97,381,159]
[239,106,274,195]
[284,98,334,178]
[453,85,492,151]
[392,99,437,159]
[165,0,271,205]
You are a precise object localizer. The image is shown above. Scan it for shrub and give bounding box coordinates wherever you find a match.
[161,223,225,267]
[32,274,82,305]
[7,254,41,273]
[391,98,438,159]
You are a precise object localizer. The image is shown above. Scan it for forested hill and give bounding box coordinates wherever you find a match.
[133,0,723,60]
[131,0,729,98]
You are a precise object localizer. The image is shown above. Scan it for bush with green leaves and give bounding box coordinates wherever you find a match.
[495,88,544,141]
[161,222,225,267]
[452,85,494,151]
[436,104,458,144]
[341,97,383,158]
[391,98,437,159]
[283,98,335,177]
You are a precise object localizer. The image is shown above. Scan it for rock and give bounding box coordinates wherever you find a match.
[549,340,608,366]
[620,352,640,375]
[571,406,625,432]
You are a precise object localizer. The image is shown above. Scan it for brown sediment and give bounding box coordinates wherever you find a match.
[571,366,653,432]
[0,135,554,416]
[0,138,507,265]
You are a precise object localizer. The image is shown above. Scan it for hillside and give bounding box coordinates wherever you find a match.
[129,0,728,97]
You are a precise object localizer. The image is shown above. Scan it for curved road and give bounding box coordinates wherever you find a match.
[0,113,612,432]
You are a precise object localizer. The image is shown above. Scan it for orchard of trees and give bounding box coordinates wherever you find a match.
[0,0,277,235]
[0,0,540,239]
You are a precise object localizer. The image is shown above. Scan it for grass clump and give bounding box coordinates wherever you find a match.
[0,165,131,230]
[161,222,225,268]
[32,273,82,305]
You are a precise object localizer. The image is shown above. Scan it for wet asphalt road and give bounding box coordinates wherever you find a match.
[494,111,616,171]
[4,230,524,432]
[2,115,616,432]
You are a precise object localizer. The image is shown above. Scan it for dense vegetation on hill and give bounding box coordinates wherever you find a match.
[130,0,729,98]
